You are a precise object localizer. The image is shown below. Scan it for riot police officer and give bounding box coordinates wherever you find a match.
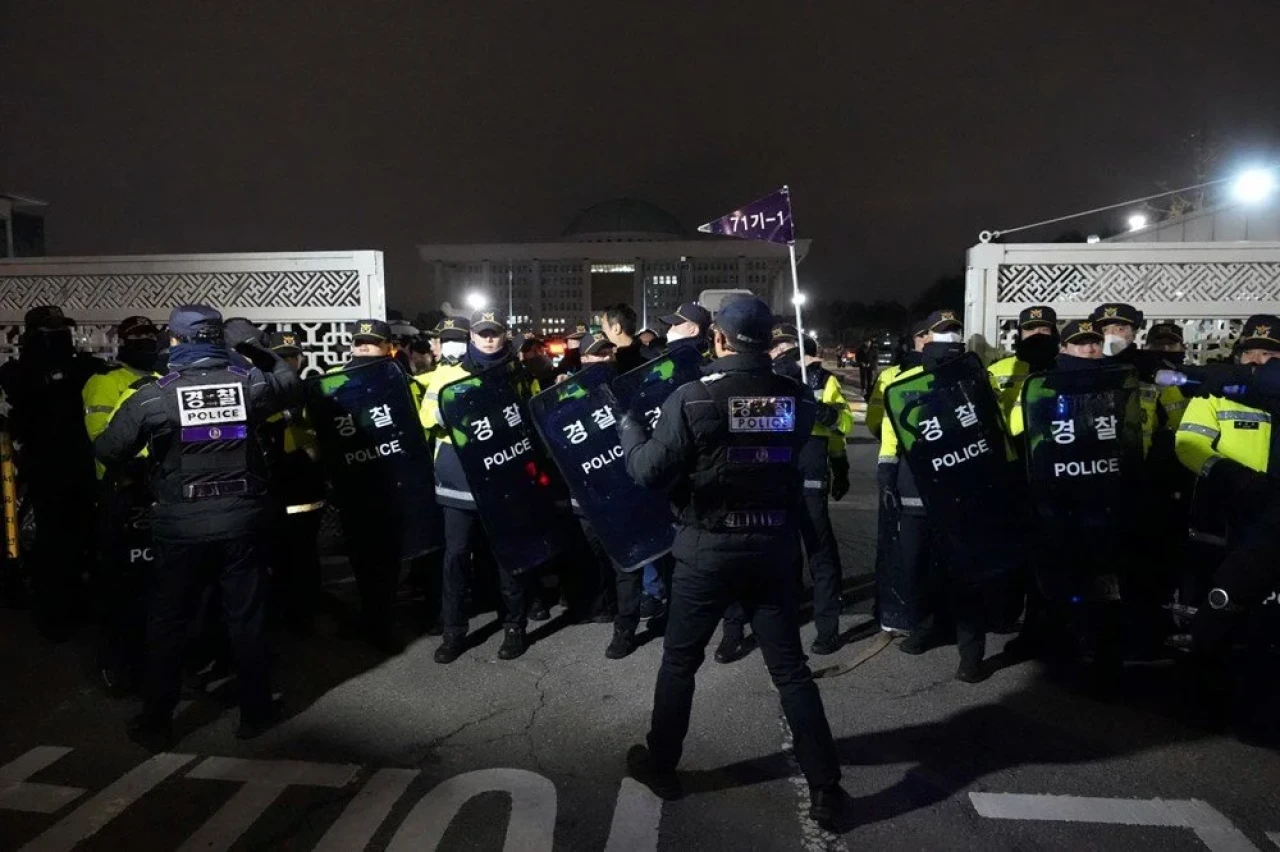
[95,305,299,747]
[618,296,848,828]
[988,306,1059,431]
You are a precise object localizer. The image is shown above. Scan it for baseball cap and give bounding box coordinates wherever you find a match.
[118,315,158,338]
[1238,315,1280,352]
[1090,303,1143,328]
[268,331,303,355]
[168,305,223,340]
[351,318,391,344]
[470,309,507,334]
[1146,322,1184,343]
[25,305,76,331]
[1060,319,1104,345]
[771,323,800,344]
[1018,305,1057,330]
[567,321,591,340]
[714,296,773,351]
[660,302,712,333]
[434,316,471,342]
[582,332,615,356]
[925,309,963,333]
[910,316,933,337]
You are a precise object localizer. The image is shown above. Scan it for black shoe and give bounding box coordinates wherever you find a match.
[811,633,843,656]
[605,627,637,660]
[956,657,986,683]
[236,700,284,740]
[626,744,682,800]
[434,634,467,664]
[899,631,939,656]
[714,632,748,664]
[127,713,174,752]
[528,603,551,623]
[498,626,528,660]
[638,595,665,621]
[808,784,852,831]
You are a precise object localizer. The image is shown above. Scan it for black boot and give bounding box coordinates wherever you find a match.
[434,633,467,664]
[714,629,748,664]
[605,626,637,660]
[899,630,940,655]
[810,632,844,656]
[626,744,682,800]
[498,625,528,660]
[808,784,852,831]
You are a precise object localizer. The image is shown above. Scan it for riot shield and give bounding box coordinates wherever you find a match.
[530,364,674,571]
[437,360,566,574]
[1021,365,1143,602]
[306,359,437,560]
[610,345,705,435]
[885,353,1026,580]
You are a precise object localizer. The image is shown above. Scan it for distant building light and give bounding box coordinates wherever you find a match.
[591,263,636,274]
[1086,234,1101,244]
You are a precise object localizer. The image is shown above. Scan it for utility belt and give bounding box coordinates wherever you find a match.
[182,478,252,500]
[702,509,788,532]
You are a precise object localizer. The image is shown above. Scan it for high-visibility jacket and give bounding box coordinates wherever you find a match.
[84,364,156,478]
[812,371,854,458]
[987,355,1028,427]
[1175,394,1271,477]
[866,364,903,439]
[876,364,925,512]
[1139,383,1187,453]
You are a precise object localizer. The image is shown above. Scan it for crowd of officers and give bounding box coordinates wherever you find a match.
[866,302,1280,724]
[0,295,860,824]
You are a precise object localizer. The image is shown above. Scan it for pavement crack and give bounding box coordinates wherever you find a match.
[413,704,512,763]
[521,659,554,775]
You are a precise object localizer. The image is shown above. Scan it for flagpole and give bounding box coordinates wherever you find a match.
[788,241,807,385]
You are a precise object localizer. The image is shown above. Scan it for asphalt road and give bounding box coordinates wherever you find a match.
[2,370,1279,851]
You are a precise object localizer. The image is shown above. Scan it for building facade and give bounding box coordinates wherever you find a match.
[418,199,808,335]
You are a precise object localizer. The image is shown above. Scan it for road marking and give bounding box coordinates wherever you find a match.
[777,715,848,852]
[1266,832,1280,848]
[969,793,1259,852]
[21,752,196,852]
[314,767,420,852]
[603,778,661,852]
[178,757,360,852]
[387,767,557,852]
[0,747,85,814]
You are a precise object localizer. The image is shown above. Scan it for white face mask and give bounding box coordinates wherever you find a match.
[931,332,961,344]
[666,325,691,342]
[1103,335,1129,356]
[441,341,466,359]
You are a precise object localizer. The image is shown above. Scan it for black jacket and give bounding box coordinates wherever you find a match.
[614,340,659,375]
[95,347,299,543]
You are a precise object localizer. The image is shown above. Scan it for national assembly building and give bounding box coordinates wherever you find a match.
[418,198,809,337]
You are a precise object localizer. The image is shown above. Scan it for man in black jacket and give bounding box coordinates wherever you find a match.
[601,303,660,373]
[96,305,299,748]
[618,296,848,829]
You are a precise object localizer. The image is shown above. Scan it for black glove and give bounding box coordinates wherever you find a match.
[814,401,840,430]
[1207,457,1273,505]
[881,486,899,513]
[830,456,850,501]
[223,318,265,352]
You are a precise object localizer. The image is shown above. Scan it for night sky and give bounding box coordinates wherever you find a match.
[3,1,1279,310]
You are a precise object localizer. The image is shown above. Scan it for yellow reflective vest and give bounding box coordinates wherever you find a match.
[987,355,1028,427]
[1175,394,1271,476]
[84,365,156,478]
[866,364,903,439]
[813,372,853,458]
[877,364,924,463]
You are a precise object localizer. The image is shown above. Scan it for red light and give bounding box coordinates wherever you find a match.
[538,473,550,487]
[524,461,537,477]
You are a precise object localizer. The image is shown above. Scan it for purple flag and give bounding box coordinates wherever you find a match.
[696,186,794,245]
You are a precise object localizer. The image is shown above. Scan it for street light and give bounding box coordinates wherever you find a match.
[1232,167,1277,204]
[465,292,488,311]
[1127,213,1148,232]
[792,292,807,307]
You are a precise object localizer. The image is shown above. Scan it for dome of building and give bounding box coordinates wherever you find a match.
[562,199,686,241]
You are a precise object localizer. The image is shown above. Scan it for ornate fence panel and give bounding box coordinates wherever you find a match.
[965,242,1280,364]
[0,251,385,376]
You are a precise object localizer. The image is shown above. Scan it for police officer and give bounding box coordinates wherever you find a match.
[988,306,1059,431]
[658,302,711,357]
[618,296,848,828]
[95,305,298,747]
[422,310,537,664]
[0,305,107,640]
[556,321,591,377]
[261,332,326,636]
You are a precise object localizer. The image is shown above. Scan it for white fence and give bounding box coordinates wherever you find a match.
[965,241,1280,363]
[0,251,385,375]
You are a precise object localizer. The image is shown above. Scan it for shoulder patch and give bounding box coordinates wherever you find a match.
[156,372,182,388]
[228,365,251,377]
[700,372,726,384]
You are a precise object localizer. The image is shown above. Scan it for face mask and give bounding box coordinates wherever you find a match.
[1103,335,1129,356]
[666,325,691,342]
[1015,333,1059,369]
[441,341,466,360]
[931,332,961,344]
[119,338,160,370]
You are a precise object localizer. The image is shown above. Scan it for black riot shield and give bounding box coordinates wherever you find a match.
[885,353,1026,580]
[306,359,437,560]
[437,360,566,574]
[610,345,705,435]
[530,364,674,571]
[1021,365,1144,603]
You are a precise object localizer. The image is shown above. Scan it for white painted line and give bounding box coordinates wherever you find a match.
[777,715,848,852]
[313,768,419,852]
[969,793,1259,852]
[179,757,361,852]
[0,747,85,814]
[1266,831,1280,848]
[21,752,196,852]
[387,768,557,852]
[603,778,661,852]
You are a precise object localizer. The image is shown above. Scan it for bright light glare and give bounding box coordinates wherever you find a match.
[1232,168,1277,204]
[792,292,807,307]
[1127,214,1148,232]
[465,292,488,310]
[1086,234,1101,244]
[807,330,818,339]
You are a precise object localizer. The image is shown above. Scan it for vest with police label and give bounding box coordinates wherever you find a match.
[686,369,813,532]
[156,366,265,503]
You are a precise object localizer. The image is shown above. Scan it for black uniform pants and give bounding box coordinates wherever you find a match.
[798,438,843,640]
[441,506,526,636]
[648,529,841,791]
[272,507,324,629]
[143,536,271,723]
[892,510,930,633]
[348,531,400,635]
[908,514,987,662]
[579,517,643,633]
[96,482,151,682]
[28,483,95,637]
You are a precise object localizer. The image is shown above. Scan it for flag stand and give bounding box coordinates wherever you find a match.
[788,240,807,385]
